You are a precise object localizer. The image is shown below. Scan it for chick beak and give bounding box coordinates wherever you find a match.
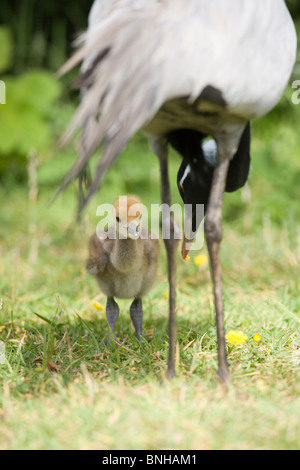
[127,222,140,240]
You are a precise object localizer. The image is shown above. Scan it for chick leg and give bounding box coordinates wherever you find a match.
[105,297,121,344]
[130,298,143,341]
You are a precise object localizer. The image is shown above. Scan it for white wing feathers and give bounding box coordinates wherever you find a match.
[57,0,296,208]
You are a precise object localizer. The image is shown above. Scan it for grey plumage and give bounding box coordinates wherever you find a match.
[87,226,159,299]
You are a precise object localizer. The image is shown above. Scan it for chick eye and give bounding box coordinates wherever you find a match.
[116,216,121,223]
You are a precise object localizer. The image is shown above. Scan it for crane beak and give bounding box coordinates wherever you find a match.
[181,236,194,260]
[181,204,195,259]
[181,203,204,259]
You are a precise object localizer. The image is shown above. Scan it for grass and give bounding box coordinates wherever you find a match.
[0,89,300,450]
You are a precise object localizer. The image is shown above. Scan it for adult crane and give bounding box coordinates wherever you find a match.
[58,0,297,382]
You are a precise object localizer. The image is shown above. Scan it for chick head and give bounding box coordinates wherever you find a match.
[113,195,144,239]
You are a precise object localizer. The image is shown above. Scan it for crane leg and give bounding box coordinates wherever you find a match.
[152,137,177,379]
[161,154,177,379]
[205,157,231,384]
[130,298,143,341]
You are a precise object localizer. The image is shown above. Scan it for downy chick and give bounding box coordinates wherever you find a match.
[87,195,159,342]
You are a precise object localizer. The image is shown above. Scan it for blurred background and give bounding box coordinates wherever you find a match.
[0,0,299,180]
[0,0,299,280]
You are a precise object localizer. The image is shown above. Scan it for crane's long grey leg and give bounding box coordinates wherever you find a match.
[204,157,231,383]
[130,298,143,341]
[150,136,177,379]
[105,297,121,344]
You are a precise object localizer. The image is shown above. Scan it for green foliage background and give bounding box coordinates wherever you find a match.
[0,0,299,182]
[0,0,299,451]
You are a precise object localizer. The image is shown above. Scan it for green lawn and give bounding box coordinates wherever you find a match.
[0,90,299,450]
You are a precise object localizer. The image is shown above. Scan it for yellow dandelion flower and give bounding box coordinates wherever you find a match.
[194,253,208,267]
[92,301,104,311]
[225,330,248,345]
[253,334,262,343]
[163,290,169,300]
